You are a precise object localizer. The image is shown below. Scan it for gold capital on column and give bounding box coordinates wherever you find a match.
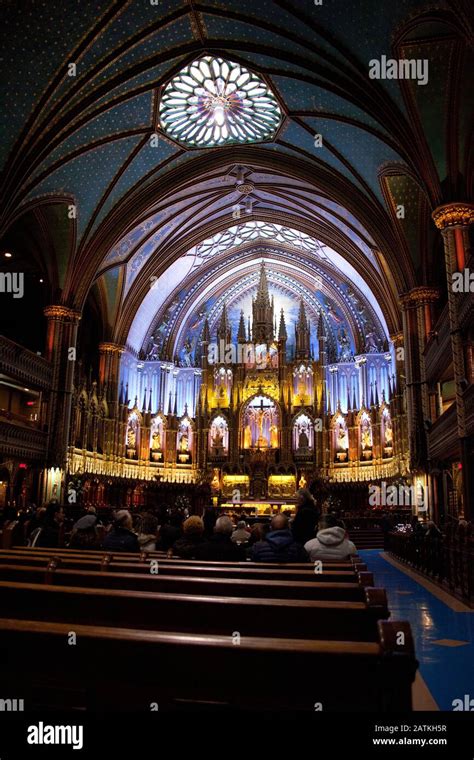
[407,286,440,305]
[99,342,125,355]
[390,332,404,346]
[432,203,474,230]
[44,305,82,322]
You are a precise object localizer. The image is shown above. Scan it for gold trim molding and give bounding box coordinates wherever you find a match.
[432,203,474,230]
[99,342,126,354]
[399,287,439,308]
[44,305,82,322]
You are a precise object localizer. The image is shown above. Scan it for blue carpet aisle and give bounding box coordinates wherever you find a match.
[360,550,474,711]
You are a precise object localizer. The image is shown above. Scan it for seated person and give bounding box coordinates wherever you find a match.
[137,512,159,552]
[158,510,184,550]
[103,510,140,552]
[231,520,251,545]
[35,502,64,548]
[250,514,309,563]
[68,514,101,550]
[171,516,206,559]
[195,516,245,561]
[304,514,357,561]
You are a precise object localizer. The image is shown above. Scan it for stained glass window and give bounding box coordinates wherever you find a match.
[159,56,282,147]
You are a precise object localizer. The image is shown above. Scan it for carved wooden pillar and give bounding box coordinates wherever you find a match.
[432,202,474,517]
[43,305,81,472]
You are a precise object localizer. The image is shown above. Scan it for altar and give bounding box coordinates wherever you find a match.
[217,499,297,516]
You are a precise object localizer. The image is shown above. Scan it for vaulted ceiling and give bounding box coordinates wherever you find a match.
[1,0,472,352]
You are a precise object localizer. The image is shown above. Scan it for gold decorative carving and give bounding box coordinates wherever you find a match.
[44,305,81,322]
[399,287,439,308]
[432,203,474,230]
[390,332,404,345]
[99,342,125,354]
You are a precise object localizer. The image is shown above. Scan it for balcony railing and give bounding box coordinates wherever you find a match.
[0,420,47,461]
[0,335,52,390]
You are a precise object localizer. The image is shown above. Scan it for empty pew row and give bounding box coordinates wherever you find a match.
[0,580,389,641]
[0,551,371,584]
[0,618,417,712]
[8,545,366,570]
[0,562,379,602]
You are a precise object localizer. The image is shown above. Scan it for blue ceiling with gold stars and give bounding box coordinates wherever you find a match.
[1,0,471,336]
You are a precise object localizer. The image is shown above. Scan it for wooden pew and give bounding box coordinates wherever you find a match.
[0,562,379,602]
[0,580,389,640]
[0,551,372,584]
[5,546,366,570]
[0,617,417,712]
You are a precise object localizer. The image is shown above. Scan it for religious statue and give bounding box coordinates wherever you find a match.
[179,432,189,452]
[299,474,307,489]
[337,424,348,451]
[181,338,193,367]
[127,427,136,449]
[361,424,372,450]
[365,326,380,353]
[385,418,393,446]
[211,424,225,454]
[151,429,162,451]
[145,335,160,360]
[338,327,352,362]
[244,424,252,448]
[270,423,278,448]
[298,429,309,449]
[256,408,267,448]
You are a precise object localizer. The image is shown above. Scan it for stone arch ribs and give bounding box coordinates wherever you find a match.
[149,249,379,362]
[74,150,411,323]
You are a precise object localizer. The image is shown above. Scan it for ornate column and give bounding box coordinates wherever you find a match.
[43,305,81,473]
[98,343,125,406]
[99,342,126,460]
[432,202,474,517]
[398,293,422,470]
[408,287,440,425]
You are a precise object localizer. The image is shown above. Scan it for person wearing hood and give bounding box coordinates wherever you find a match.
[304,514,357,561]
[250,515,309,563]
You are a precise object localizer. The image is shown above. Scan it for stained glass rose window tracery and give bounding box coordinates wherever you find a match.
[159,56,282,147]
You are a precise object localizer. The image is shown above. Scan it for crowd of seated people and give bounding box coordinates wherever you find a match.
[0,487,367,563]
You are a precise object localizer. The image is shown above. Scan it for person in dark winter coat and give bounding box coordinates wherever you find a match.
[195,516,245,561]
[171,516,207,559]
[103,510,140,552]
[158,510,184,550]
[251,515,309,563]
[35,503,64,548]
[291,488,320,545]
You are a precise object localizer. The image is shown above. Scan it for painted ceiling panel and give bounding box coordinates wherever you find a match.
[1,0,104,163]
[200,0,347,61]
[90,138,180,234]
[22,136,141,239]
[401,40,453,184]
[384,173,424,270]
[39,91,153,172]
[271,75,389,135]
[302,117,403,201]
[72,0,186,74]
[277,120,370,197]
[87,17,194,86]
[101,265,122,327]
[201,13,339,65]
[127,255,195,352]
